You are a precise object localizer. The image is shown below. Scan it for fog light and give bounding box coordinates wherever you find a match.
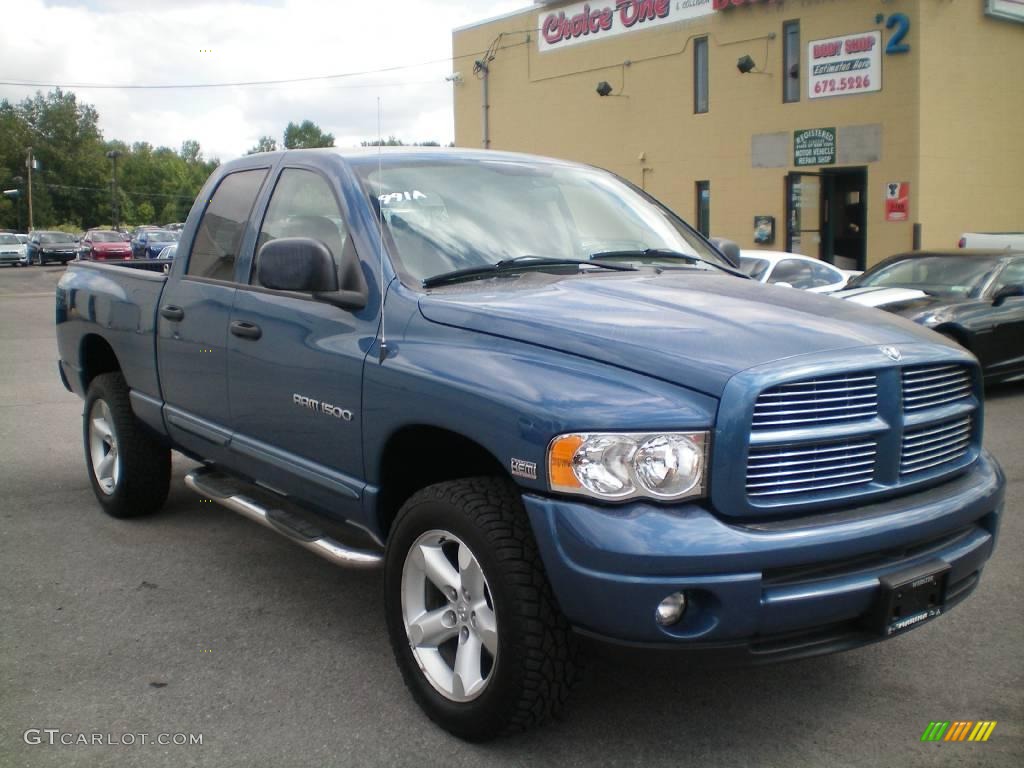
[655,592,687,626]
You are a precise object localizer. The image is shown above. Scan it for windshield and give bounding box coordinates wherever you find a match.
[0,234,18,245]
[41,233,75,244]
[354,157,727,285]
[858,255,998,298]
[148,231,176,242]
[91,232,122,243]
[739,256,770,280]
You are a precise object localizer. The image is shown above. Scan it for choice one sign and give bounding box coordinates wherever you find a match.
[538,0,714,52]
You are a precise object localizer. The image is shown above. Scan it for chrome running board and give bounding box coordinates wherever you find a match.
[185,466,383,570]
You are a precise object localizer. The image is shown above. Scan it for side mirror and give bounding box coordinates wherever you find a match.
[992,283,1024,306]
[256,237,367,310]
[708,237,741,269]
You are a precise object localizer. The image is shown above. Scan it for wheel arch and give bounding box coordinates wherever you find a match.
[79,334,122,392]
[374,425,510,538]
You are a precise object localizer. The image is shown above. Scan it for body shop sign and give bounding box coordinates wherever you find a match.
[808,31,882,99]
[794,128,836,167]
[539,0,714,52]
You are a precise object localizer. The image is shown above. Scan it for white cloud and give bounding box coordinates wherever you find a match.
[2,0,526,160]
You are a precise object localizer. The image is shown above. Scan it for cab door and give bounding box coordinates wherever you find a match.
[226,166,377,522]
[980,258,1024,379]
[157,167,269,463]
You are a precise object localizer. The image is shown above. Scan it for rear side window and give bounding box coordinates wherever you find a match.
[187,169,268,281]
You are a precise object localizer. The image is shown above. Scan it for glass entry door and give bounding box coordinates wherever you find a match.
[786,172,823,259]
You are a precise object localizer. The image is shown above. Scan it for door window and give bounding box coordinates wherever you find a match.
[253,168,348,284]
[786,173,822,259]
[187,168,268,281]
[769,258,826,289]
[992,259,1024,292]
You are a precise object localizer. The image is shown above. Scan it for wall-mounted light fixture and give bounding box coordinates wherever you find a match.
[596,81,614,97]
[737,55,756,74]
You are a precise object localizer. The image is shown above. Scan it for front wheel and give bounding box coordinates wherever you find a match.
[385,477,580,741]
[84,372,171,518]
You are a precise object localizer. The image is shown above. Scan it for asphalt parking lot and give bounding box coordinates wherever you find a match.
[1,265,1021,767]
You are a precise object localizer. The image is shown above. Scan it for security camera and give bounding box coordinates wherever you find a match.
[445,72,464,84]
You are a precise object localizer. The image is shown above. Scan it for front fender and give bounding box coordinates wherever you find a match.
[361,289,718,498]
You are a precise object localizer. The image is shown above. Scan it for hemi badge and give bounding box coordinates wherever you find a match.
[511,458,538,480]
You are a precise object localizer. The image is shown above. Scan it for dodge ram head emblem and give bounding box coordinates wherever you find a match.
[880,346,902,361]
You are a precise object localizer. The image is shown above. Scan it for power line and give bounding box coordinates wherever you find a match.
[0,41,530,91]
[39,182,196,200]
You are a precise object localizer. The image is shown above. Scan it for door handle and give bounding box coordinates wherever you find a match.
[230,320,262,341]
[160,305,185,321]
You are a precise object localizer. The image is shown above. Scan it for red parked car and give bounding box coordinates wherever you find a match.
[78,230,133,261]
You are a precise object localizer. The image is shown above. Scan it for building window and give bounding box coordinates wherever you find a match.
[783,20,800,103]
[694,37,709,114]
[696,181,710,236]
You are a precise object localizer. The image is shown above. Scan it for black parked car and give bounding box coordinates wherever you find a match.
[836,249,1024,384]
[26,231,78,265]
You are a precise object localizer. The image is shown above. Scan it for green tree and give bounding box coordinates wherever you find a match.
[136,201,155,224]
[360,137,441,147]
[0,89,217,231]
[180,139,203,165]
[283,120,335,149]
[247,135,278,155]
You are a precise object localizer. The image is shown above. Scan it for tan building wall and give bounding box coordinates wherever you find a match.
[917,1,1024,248]
[453,0,1023,268]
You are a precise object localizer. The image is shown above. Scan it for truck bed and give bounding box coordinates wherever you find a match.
[56,261,167,403]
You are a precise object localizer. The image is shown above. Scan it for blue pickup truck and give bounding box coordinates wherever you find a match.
[56,149,1004,740]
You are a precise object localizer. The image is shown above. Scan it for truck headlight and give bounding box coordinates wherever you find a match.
[548,432,708,502]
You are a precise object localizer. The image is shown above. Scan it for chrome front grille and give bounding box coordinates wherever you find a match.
[752,373,878,430]
[738,359,979,513]
[901,416,973,476]
[902,364,971,411]
[746,439,877,498]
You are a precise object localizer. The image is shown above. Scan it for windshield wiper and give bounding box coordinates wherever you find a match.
[422,255,635,289]
[590,248,743,275]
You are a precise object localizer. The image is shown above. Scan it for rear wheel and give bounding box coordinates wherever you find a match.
[83,372,171,518]
[385,477,580,741]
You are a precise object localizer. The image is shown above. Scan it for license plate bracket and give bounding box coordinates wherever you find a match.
[870,560,950,637]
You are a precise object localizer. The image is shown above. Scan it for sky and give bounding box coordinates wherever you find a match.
[0,0,527,160]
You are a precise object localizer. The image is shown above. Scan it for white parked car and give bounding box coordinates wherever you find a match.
[958,232,1024,250]
[739,250,860,293]
[0,233,28,267]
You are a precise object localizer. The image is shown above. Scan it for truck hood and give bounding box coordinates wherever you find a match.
[418,272,946,397]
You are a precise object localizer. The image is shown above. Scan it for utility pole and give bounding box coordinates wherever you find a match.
[26,147,33,231]
[106,150,122,228]
[474,59,490,150]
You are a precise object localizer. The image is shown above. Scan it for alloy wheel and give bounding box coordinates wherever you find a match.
[401,530,498,703]
[88,398,120,495]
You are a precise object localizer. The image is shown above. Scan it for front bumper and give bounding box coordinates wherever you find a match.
[524,451,1004,660]
[39,251,75,264]
[0,252,22,265]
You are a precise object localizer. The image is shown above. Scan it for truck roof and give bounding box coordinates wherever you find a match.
[228,146,584,169]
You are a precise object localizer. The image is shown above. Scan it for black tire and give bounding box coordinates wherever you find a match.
[385,477,580,741]
[83,372,171,518]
